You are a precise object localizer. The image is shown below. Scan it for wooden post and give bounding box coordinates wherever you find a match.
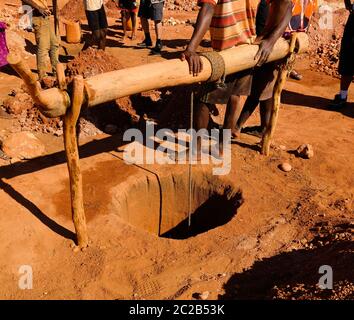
[56,63,67,90]
[261,33,298,156]
[53,0,60,37]
[63,76,88,248]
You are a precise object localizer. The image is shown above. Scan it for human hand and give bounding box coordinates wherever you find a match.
[181,49,203,76]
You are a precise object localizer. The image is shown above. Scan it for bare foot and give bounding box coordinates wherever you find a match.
[130,33,136,40]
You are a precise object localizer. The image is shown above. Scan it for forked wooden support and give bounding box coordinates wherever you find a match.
[63,75,88,248]
[261,33,298,156]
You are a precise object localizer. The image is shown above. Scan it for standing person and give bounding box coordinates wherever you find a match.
[22,0,59,83]
[0,21,9,69]
[329,0,353,108]
[234,0,317,138]
[137,0,164,54]
[83,0,108,51]
[119,0,138,40]
[181,0,292,157]
[0,21,12,121]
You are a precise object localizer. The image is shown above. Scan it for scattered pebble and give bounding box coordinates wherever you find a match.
[296,144,314,159]
[279,162,292,172]
[199,291,210,300]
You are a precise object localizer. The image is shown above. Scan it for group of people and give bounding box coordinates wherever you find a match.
[0,0,353,152]
[82,0,164,53]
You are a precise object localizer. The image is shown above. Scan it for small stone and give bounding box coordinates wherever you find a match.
[296,144,314,159]
[279,145,287,151]
[199,291,209,300]
[73,247,80,253]
[279,162,292,172]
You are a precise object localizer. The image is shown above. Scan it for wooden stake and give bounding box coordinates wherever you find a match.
[63,76,88,248]
[261,33,298,156]
[56,63,67,91]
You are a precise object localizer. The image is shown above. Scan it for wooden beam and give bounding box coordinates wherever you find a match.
[63,75,88,249]
[261,33,298,156]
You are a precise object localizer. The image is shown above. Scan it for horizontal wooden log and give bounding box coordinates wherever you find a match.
[85,38,292,107]
[9,33,309,118]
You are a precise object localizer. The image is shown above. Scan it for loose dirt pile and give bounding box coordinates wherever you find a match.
[60,0,119,21]
[3,86,63,136]
[165,0,199,12]
[307,9,349,78]
[66,47,123,78]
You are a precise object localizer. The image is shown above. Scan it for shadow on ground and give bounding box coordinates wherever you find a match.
[282,90,354,119]
[220,240,354,300]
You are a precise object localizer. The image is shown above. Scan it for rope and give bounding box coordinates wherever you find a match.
[188,90,194,228]
[200,51,226,84]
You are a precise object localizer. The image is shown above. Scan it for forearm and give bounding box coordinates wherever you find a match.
[186,3,214,52]
[261,0,292,44]
[22,0,47,11]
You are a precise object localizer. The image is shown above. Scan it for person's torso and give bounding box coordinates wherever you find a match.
[208,0,259,51]
[84,0,103,11]
[288,0,317,32]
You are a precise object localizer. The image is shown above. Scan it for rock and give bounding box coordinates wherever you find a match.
[2,132,46,159]
[296,144,314,159]
[199,291,209,300]
[279,162,292,172]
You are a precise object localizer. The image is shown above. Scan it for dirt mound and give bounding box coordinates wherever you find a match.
[307,9,349,78]
[165,0,199,12]
[66,47,123,78]
[60,0,119,21]
[3,86,63,136]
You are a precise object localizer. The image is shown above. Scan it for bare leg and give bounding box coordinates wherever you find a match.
[260,98,273,135]
[193,102,210,157]
[234,96,259,136]
[223,95,241,138]
[138,17,152,46]
[99,28,107,50]
[141,17,149,34]
[154,20,162,41]
[131,12,137,40]
[121,11,127,40]
[340,75,353,92]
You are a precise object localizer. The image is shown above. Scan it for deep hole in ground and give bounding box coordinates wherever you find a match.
[110,167,243,239]
[161,192,243,239]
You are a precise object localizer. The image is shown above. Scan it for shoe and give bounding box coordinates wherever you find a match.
[137,38,152,48]
[151,41,163,55]
[328,94,347,109]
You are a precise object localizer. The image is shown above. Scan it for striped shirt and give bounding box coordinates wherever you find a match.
[198,0,259,51]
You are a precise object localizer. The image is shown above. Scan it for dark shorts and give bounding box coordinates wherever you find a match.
[120,0,138,13]
[250,61,279,101]
[138,0,164,21]
[85,6,108,31]
[339,13,354,76]
[198,70,252,105]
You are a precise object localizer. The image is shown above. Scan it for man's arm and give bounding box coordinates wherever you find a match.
[254,0,292,66]
[180,3,215,76]
[22,0,51,16]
